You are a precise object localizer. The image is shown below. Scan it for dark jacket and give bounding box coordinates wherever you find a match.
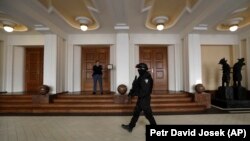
[137,71,153,98]
[92,65,103,76]
[130,71,153,98]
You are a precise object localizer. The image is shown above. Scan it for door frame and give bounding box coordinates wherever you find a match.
[139,45,168,91]
[81,46,111,92]
[24,46,44,92]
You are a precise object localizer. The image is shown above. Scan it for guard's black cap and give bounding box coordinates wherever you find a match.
[136,63,148,70]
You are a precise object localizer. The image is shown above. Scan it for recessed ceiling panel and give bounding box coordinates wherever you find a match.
[216,5,250,32]
[0,12,28,32]
[38,0,99,30]
[143,0,198,30]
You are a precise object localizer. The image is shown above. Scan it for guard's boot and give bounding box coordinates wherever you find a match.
[121,124,133,132]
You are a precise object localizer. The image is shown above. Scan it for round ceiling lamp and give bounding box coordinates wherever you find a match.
[156,23,164,31]
[75,16,92,31]
[80,24,88,31]
[229,24,238,32]
[152,16,168,31]
[3,25,14,32]
[2,20,15,32]
[228,17,243,32]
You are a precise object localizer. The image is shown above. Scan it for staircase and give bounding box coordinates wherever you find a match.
[0,95,33,113]
[0,92,207,115]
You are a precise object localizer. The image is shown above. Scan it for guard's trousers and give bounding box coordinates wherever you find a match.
[129,97,156,128]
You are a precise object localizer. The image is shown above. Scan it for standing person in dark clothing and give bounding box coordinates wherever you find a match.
[121,63,156,132]
[92,60,103,94]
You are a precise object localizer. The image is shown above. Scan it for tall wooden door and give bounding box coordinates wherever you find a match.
[82,47,110,92]
[25,47,44,92]
[140,46,168,91]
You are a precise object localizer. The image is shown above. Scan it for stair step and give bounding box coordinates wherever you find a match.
[0,92,207,114]
[0,95,32,99]
[52,97,192,103]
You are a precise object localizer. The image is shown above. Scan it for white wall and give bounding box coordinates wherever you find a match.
[71,45,116,92]
[182,34,241,93]
[56,36,66,93]
[131,34,180,44]
[6,35,44,46]
[200,34,238,45]
[67,33,183,92]
[0,35,7,92]
[201,45,234,90]
[44,35,57,93]
[110,45,116,91]
[13,47,25,92]
[130,34,183,91]
[116,33,130,88]
[239,29,250,90]
[73,46,81,91]
[183,34,202,93]
[67,34,116,92]
[5,35,44,93]
[200,34,249,90]
[1,32,244,94]
[0,41,4,92]
[3,34,69,94]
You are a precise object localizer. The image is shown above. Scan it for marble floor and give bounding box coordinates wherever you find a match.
[0,112,250,141]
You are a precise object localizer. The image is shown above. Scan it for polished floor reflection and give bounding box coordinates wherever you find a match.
[0,113,250,141]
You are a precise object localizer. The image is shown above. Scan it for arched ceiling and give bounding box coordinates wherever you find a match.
[0,0,250,35]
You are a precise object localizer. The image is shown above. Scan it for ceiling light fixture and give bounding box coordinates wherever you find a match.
[228,17,243,32]
[156,23,164,31]
[75,16,92,31]
[229,24,238,32]
[3,25,14,32]
[80,24,88,31]
[152,16,168,31]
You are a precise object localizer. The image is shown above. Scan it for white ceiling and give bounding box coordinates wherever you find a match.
[1,0,250,36]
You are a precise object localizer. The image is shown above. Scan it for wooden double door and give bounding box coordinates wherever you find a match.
[139,46,168,91]
[25,47,44,92]
[81,47,110,92]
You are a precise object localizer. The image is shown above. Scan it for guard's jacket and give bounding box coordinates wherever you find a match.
[129,71,153,99]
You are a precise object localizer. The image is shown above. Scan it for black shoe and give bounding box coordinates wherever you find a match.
[101,92,103,95]
[121,124,133,132]
[93,92,96,95]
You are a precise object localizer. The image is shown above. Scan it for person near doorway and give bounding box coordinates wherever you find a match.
[92,60,103,94]
[121,63,156,132]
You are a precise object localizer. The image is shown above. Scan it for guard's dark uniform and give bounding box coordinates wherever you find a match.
[122,63,156,132]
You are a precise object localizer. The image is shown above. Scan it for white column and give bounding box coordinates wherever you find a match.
[67,41,74,92]
[0,41,5,92]
[183,34,202,93]
[56,37,66,93]
[73,46,81,92]
[6,44,14,92]
[168,45,175,91]
[13,47,25,92]
[175,43,183,91]
[129,44,139,90]
[44,34,57,94]
[110,45,116,91]
[168,44,183,91]
[116,33,130,90]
